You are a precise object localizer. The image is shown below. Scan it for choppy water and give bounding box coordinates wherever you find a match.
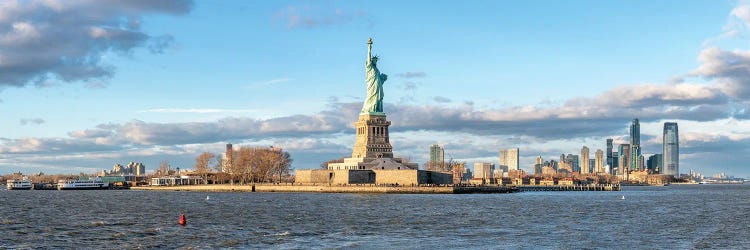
[1,184,749,249]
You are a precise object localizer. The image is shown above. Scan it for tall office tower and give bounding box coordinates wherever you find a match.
[595,149,604,173]
[560,154,566,164]
[580,146,590,174]
[536,156,543,165]
[663,122,679,176]
[566,154,580,173]
[606,139,613,171]
[499,148,520,170]
[647,154,663,173]
[429,144,445,171]
[618,144,630,175]
[630,118,642,171]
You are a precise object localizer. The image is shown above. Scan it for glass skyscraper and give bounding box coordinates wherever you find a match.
[630,118,641,171]
[663,122,679,176]
[606,138,613,173]
[618,144,630,175]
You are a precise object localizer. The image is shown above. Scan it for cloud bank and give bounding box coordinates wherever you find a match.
[0,0,193,88]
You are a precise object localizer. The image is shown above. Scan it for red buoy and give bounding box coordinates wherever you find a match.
[179,213,186,226]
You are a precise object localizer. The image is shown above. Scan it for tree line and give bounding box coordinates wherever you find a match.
[191,146,293,184]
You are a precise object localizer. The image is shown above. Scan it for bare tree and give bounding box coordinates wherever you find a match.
[157,160,170,177]
[194,152,215,184]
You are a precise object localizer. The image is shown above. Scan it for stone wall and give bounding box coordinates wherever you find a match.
[296,169,376,185]
[373,169,419,185]
[417,170,453,184]
[297,169,451,186]
[348,170,375,184]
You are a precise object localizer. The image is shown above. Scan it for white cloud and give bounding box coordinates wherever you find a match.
[0,0,192,87]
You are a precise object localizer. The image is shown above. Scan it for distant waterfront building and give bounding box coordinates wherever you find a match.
[663,122,679,176]
[499,148,519,171]
[541,166,557,175]
[638,155,645,171]
[496,165,509,174]
[107,162,144,176]
[534,156,544,175]
[595,149,604,173]
[566,154,580,173]
[558,160,573,174]
[560,154,565,164]
[618,144,631,175]
[647,154,662,173]
[426,144,445,171]
[473,162,495,180]
[548,159,558,170]
[630,118,642,171]
[580,146,590,174]
[534,164,543,175]
[606,139,613,172]
[429,144,445,171]
[611,155,619,174]
[128,162,145,176]
[222,143,233,173]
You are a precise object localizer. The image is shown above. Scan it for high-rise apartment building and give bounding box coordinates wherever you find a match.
[595,149,604,173]
[429,144,445,171]
[499,148,519,170]
[580,146,590,174]
[663,122,679,176]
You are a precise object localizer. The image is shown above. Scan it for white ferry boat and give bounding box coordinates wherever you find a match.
[57,178,109,190]
[6,177,32,190]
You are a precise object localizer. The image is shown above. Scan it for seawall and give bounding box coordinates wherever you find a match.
[130,184,520,194]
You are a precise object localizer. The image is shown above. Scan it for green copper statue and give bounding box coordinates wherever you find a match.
[361,37,387,114]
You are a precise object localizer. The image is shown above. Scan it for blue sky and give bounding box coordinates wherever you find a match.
[1,0,749,177]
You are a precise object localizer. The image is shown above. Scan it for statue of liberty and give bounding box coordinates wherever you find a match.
[361,38,387,114]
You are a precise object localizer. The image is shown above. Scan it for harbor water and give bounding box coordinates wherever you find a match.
[1,184,748,248]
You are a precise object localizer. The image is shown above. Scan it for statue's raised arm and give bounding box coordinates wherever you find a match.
[367,38,373,64]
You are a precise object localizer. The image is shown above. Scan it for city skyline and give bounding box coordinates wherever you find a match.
[1,1,750,177]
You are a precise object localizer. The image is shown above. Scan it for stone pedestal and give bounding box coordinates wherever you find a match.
[328,113,417,171]
[352,114,393,158]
